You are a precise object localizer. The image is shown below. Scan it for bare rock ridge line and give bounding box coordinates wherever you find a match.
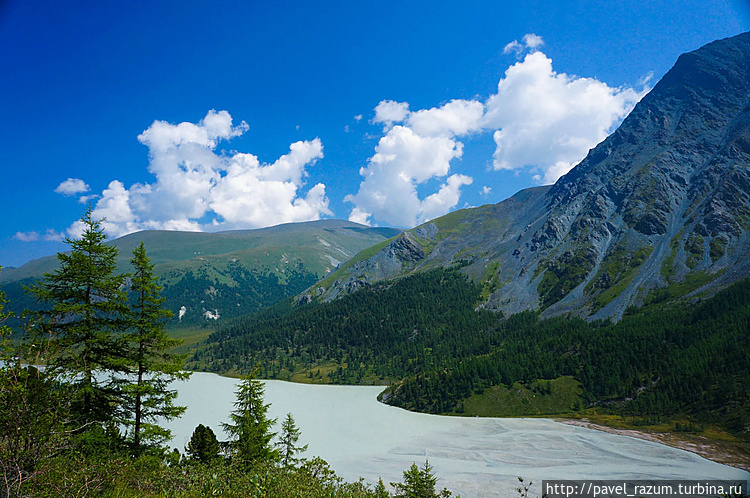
[308,32,750,321]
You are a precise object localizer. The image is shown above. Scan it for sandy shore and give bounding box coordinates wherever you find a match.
[557,418,750,472]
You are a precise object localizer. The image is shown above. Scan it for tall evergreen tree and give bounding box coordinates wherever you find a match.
[222,369,278,467]
[29,207,129,426]
[121,242,189,453]
[276,412,307,467]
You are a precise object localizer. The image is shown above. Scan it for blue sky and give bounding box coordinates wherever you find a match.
[1,0,748,268]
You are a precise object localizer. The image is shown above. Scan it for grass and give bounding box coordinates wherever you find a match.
[588,246,653,312]
[458,376,583,417]
[167,326,214,355]
[313,236,397,292]
[685,234,704,269]
[289,362,340,384]
[479,261,502,302]
[643,269,725,306]
[661,232,683,280]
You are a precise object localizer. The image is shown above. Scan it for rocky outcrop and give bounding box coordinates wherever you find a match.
[307,33,750,320]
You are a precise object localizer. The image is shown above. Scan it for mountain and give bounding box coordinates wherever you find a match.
[0,220,401,324]
[304,32,750,321]
[192,34,750,439]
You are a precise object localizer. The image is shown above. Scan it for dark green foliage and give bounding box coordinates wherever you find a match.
[709,236,728,262]
[277,413,308,467]
[185,424,220,463]
[161,260,318,325]
[28,207,130,427]
[222,370,279,467]
[685,234,705,269]
[193,268,498,385]
[389,280,750,436]
[0,282,71,496]
[391,460,452,498]
[537,247,597,308]
[121,242,190,453]
[17,452,386,497]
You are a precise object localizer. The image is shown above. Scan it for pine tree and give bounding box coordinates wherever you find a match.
[222,370,278,467]
[276,412,307,467]
[29,207,129,427]
[121,242,189,453]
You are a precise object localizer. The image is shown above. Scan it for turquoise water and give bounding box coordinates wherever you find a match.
[163,372,749,497]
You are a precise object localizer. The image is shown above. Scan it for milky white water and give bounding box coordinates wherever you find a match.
[163,372,749,497]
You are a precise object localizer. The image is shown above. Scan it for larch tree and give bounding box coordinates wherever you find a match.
[392,460,452,498]
[29,207,129,427]
[121,241,189,453]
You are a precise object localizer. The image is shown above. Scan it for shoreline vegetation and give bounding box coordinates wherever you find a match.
[3,207,747,495]
[186,268,750,474]
[194,368,750,473]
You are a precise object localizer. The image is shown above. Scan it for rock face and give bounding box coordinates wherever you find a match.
[307,32,750,320]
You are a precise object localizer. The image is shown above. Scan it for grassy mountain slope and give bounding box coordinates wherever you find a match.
[0,220,400,325]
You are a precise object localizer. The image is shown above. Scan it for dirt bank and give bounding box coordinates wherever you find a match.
[557,419,750,472]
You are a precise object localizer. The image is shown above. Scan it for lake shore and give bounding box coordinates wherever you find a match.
[202,370,750,473]
[556,418,750,472]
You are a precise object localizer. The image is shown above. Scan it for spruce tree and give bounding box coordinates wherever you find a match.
[121,242,189,453]
[222,369,278,467]
[185,424,220,464]
[29,207,129,427]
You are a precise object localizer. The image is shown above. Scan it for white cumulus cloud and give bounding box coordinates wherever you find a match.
[15,229,65,242]
[14,231,39,242]
[372,100,410,130]
[346,35,647,227]
[522,33,544,50]
[345,123,471,227]
[484,51,646,184]
[55,178,90,196]
[406,99,484,138]
[503,33,544,56]
[67,110,329,239]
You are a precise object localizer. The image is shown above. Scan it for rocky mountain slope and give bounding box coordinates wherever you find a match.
[0,220,400,324]
[305,32,750,320]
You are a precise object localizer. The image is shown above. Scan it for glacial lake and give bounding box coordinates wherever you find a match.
[164,372,749,498]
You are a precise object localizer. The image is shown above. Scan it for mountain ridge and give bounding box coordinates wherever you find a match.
[0,219,401,324]
[304,32,750,320]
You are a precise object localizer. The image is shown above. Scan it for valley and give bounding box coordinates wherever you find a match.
[3,30,750,497]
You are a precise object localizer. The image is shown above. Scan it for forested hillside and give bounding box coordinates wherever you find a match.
[194,269,750,438]
[0,220,400,326]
